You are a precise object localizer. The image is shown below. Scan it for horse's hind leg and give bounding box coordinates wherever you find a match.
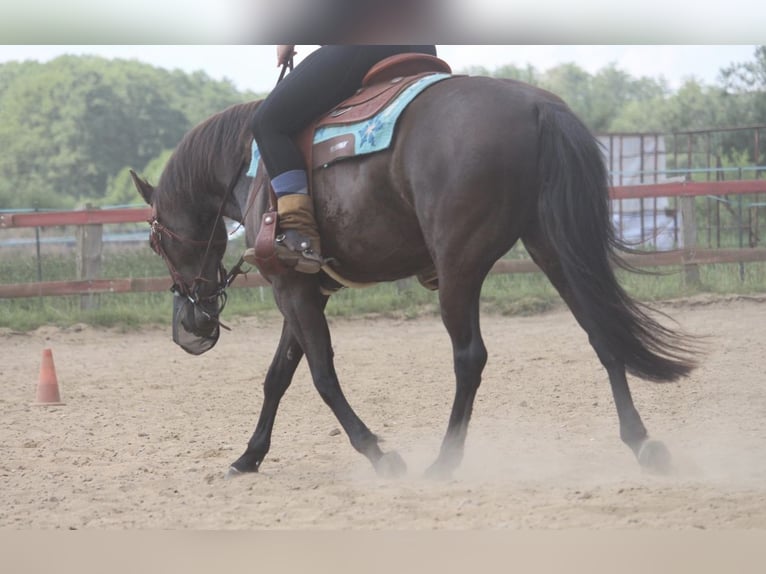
[522,231,672,473]
[228,320,303,477]
[425,269,489,479]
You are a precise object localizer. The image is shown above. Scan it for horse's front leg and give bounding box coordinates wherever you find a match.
[277,278,407,478]
[227,320,303,477]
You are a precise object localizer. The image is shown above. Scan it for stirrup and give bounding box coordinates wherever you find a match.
[274,230,323,274]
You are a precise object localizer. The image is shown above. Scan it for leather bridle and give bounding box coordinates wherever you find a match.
[147,207,246,329]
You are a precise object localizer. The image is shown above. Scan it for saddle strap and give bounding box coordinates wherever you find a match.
[249,161,289,277]
[253,209,287,277]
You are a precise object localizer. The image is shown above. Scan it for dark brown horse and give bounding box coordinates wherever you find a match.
[131,74,697,479]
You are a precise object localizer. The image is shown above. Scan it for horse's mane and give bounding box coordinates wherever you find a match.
[157,100,261,209]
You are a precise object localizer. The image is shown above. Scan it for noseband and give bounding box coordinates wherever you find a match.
[148,212,246,328]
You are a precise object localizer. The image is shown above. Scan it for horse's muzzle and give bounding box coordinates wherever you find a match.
[172,293,220,355]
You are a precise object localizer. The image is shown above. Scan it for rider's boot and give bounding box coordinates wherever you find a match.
[243,192,323,274]
[272,192,323,273]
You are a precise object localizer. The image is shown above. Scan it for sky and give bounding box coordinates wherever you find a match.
[0,45,759,94]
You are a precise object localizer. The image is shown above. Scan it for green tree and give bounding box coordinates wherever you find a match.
[659,80,729,132]
[595,67,669,133]
[492,63,540,84]
[0,55,253,210]
[103,168,140,208]
[720,45,766,92]
[0,57,187,206]
[537,63,593,124]
[103,149,174,207]
[609,79,730,134]
[719,45,766,164]
[2,49,764,212]
[536,63,668,133]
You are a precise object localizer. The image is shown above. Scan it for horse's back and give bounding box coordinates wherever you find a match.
[392,75,547,184]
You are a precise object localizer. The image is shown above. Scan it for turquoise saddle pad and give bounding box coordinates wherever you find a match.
[247,73,451,177]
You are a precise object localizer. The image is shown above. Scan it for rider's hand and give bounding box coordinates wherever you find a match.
[276,45,296,67]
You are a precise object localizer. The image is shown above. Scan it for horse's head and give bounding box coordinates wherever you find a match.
[131,169,235,355]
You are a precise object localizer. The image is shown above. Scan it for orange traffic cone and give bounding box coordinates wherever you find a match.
[33,348,64,406]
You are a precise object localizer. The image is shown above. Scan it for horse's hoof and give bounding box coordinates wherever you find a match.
[225,466,247,480]
[424,461,453,481]
[375,451,407,478]
[637,439,673,474]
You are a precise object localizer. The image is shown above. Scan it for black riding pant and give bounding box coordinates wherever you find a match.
[251,44,437,179]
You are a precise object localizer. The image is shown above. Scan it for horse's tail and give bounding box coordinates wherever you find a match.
[534,100,697,382]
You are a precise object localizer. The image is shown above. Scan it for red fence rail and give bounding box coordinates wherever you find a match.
[0,274,270,299]
[0,207,151,229]
[1,181,764,231]
[611,180,766,200]
[2,180,766,299]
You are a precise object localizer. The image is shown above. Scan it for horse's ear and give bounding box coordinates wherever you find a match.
[130,169,155,205]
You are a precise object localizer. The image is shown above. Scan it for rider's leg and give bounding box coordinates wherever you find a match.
[245,45,438,273]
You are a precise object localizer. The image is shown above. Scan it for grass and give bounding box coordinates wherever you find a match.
[1,238,766,332]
